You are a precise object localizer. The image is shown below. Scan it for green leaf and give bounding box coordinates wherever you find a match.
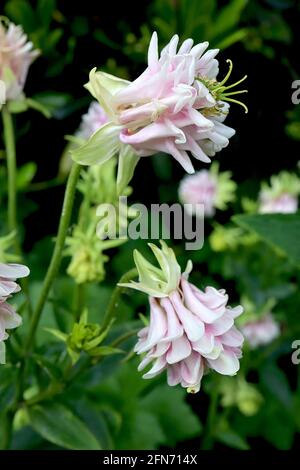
[212,0,248,38]
[216,430,250,450]
[260,363,293,411]
[141,385,202,447]
[17,163,37,190]
[28,402,101,450]
[26,98,52,118]
[117,145,140,195]
[90,346,123,357]
[5,0,37,32]
[7,98,28,114]
[44,328,67,342]
[37,0,56,28]
[233,213,300,268]
[32,354,63,381]
[215,28,249,50]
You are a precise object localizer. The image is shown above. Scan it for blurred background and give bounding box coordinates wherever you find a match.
[1,0,300,451]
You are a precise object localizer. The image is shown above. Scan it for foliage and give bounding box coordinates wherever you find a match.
[0,0,299,452]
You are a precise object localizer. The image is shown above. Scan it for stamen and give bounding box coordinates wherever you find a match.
[218,59,233,87]
[223,74,247,91]
[225,98,248,114]
[223,90,248,97]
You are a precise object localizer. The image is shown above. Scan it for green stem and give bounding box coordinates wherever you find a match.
[0,410,14,450]
[201,377,219,450]
[2,106,33,315]
[73,283,86,321]
[24,163,81,353]
[102,268,138,329]
[111,329,139,348]
[2,106,18,241]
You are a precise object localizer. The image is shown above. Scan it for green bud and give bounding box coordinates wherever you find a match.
[66,310,115,363]
[119,240,183,298]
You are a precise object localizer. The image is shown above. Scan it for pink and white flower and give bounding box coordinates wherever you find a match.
[0,19,39,101]
[258,171,300,214]
[179,162,236,216]
[241,313,280,349]
[259,193,298,214]
[121,242,244,393]
[77,101,109,140]
[0,263,30,363]
[72,32,246,188]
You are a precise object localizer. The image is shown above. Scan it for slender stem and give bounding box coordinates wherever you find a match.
[201,377,220,450]
[102,268,138,329]
[0,410,14,450]
[73,283,86,321]
[2,106,33,315]
[2,106,18,240]
[24,163,81,354]
[111,329,139,348]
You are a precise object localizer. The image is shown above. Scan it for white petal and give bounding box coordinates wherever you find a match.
[167,335,192,364]
[142,356,167,379]
[148,31,159,68]
[207,349,240,375]
[178,38,194,54]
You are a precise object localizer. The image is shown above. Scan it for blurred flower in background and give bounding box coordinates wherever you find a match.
[179,162,237,216]
[76,101,108,140]
[0,18,39,101]
[219,376,264,416]
[241,313,280,349]
[258,171,300,214]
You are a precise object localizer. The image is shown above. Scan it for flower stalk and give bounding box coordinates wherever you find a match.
[2,106,19,250]
[24,162,81,353]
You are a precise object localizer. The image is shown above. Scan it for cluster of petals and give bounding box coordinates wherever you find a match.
[0,263,29,363]
[258,171,300,214]
[241,313,280,349]
[179,169,218,216]
[259,193,298,214]
[77,101,109,140]
[0,19,39,101]
[135,276,244,393]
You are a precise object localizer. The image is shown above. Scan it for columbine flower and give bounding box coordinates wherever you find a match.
[0,263,30,363]
[0,19,39,101]
[241,313,280,349]
[179,162,236,216]
[120,241,244,393]
[72,32,247,190]
[258,171,300,214]
[77,101,109,140]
